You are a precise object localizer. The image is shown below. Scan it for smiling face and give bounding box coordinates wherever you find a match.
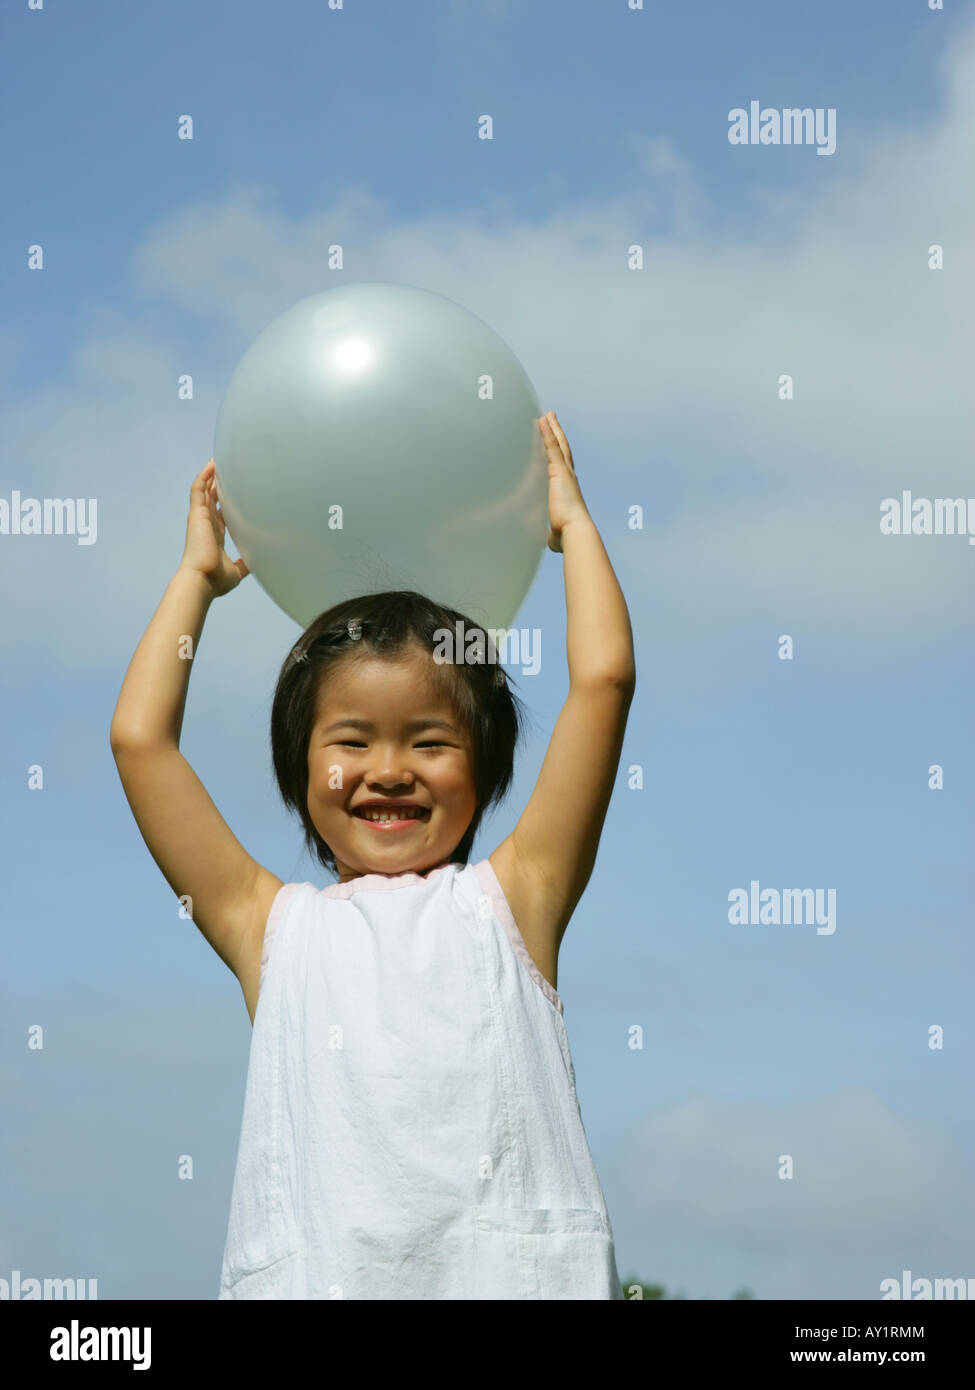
[306,647,479,884]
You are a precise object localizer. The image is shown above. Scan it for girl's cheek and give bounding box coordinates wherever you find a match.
[310,756,350,803]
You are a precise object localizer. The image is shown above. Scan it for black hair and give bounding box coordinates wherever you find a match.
[270,590,532,879]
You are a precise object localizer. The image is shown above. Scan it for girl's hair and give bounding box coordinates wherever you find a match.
[270,590,531,879]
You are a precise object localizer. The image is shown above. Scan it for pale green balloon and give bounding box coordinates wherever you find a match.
[213,282,548,632]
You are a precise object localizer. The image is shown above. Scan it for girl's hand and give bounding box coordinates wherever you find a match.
[538,411,590,553]
[179,460,250,596]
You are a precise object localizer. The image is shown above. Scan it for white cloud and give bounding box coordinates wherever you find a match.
[3,14,974,684]
[628,132,692,178]
[605,1089,975,1299]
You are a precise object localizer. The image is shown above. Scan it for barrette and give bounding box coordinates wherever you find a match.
[347,620,363,641]
[291,646,309,665]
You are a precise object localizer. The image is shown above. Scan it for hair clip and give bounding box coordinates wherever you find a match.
[291,646,309,665]
[493,665,506,688]
[347,619,363,641]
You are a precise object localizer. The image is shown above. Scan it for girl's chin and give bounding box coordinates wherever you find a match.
[335,844,451,885]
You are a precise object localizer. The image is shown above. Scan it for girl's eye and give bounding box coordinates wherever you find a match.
[337,741,444,749]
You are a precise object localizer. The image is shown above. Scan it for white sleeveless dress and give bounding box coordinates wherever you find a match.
[218,857,623,1300]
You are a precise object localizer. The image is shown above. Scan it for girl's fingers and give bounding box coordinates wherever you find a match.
[539,414,560,448]
[208,485,224,534]
[545,414,575,471]
[539,412,576,472]
[540,424,562,466]
[190,460,214,500]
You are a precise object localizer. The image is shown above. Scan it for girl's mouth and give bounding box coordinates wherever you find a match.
[352,806,430,831]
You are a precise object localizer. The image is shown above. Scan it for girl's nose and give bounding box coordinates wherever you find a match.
[366,772,416,788]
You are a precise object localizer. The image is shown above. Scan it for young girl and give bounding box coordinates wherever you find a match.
[110,410,636,1300]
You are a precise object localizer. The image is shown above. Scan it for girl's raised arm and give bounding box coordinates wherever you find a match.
[489,413,635,974]
[109,462,281,1023]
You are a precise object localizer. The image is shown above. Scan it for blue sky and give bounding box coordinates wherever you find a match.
[2,0,973,1301]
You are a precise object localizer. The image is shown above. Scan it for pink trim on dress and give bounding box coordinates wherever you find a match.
[259,860,564,1015]
[319,862,455,899]
[259,882,304,992]
[473,858,564,1015]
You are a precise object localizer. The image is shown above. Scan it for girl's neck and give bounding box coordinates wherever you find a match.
[337,857,453,886]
